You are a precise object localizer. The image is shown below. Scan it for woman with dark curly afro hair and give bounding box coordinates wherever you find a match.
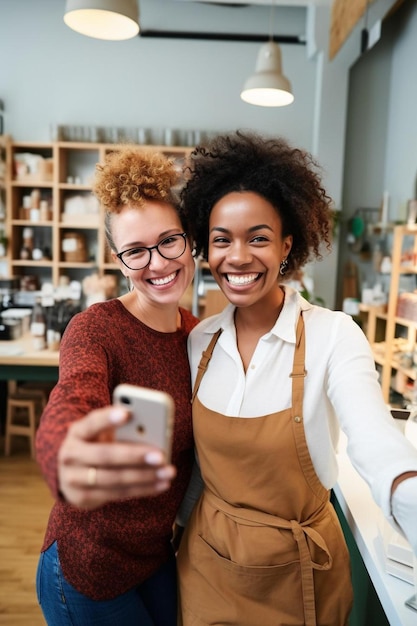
[35,147,198,626]
[176,131,417,626]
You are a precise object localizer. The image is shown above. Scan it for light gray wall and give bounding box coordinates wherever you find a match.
[384,0,417,214]
[0,0,316,148]
[337,0,417,308]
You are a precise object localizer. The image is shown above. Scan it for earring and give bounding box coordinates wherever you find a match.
[279,258,288,276]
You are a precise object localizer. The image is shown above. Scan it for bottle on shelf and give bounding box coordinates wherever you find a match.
[45,305,61,351]
[32,235,44,261]
[20,227,34,260]
[30,297,46,350]
[0,192,5,220]
[0,226,6,258]
[21,195,32,220]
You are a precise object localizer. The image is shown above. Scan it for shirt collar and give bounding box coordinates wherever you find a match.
[200,285,313,345]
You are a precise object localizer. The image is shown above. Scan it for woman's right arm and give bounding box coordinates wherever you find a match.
[56,405,176,510]
[36,312,176,509]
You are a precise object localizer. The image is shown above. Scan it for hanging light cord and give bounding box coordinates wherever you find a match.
[269,0,276,43]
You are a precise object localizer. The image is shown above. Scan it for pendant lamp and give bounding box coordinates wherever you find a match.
[241,0,294,108]
[241,41,294,107]
[64,0,140,41]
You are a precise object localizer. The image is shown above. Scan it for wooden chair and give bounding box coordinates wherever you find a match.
[4,381,48,459]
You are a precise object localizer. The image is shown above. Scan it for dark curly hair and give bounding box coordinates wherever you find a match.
[180,130,333,278]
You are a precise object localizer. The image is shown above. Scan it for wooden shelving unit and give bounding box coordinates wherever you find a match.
[361,225,417,403]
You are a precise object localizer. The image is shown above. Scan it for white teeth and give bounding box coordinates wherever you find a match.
[150,272,176,286]
[227,273,259,285]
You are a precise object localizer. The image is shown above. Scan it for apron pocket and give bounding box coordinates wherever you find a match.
[179,532,304,625]
[196,531,302,597]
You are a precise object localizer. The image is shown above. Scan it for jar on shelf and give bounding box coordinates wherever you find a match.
[0,226,7,257]
[20,195,32,220]
[30,297,46,350]
[20,227,34,259]
[39,200,50,221]
[62,232,87,262]
[30,188,41,209]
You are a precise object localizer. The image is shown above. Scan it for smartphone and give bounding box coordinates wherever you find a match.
[113,384,174,461]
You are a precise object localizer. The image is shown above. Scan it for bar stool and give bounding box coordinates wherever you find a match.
[4,381,48,459]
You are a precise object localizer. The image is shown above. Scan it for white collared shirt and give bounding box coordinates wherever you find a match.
[188,285,417,521]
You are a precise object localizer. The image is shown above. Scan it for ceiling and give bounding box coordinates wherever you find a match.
[174,1,331,6]
[143,1,403,61]
[140,0,315,45]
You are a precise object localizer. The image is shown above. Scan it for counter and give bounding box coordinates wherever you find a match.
[334,430,416,626]
[0,333,59,381]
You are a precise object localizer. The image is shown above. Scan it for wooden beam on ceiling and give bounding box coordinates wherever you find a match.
[329,0,375,60]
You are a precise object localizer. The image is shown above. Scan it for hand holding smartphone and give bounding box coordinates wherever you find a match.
[113,384,174,462]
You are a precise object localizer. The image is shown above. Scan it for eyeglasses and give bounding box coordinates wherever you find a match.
[116,232,188,270]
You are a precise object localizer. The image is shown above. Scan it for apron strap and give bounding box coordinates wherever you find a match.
[191,329,222,403]
[290,313,307,417]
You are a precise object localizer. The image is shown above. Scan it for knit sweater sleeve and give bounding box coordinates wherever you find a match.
[36,304,116,499]
[36,301,200,502]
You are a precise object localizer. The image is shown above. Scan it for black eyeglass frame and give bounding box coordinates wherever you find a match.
[116,232,188,270]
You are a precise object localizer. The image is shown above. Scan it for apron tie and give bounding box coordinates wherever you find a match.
[290,519,333,626]
[205,489,332,626]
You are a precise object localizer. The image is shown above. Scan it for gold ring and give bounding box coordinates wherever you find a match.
[87,466,97,487]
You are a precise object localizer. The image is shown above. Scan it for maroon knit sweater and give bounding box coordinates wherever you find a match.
[36,299,199,600]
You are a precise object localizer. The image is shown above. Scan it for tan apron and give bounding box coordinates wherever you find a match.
[177,315,353,626]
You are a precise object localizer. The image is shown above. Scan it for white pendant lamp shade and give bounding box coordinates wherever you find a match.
[64,0,139,41]
[241,41,294,107]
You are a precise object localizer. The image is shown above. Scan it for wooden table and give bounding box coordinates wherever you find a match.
[0,334,59,382]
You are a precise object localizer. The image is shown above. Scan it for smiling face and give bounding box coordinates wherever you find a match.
[111,200,195,308]
[208,191,292,310]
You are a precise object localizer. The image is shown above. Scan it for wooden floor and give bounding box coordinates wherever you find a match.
[0,440,53,626]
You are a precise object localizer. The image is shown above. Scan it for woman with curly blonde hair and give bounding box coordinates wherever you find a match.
[176,131,417,625]
[36,147,198,625]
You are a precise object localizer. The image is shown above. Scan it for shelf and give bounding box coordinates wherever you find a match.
[11,260,53,267]
[11,180,53,188]
[59,222,99,230]
[59,183,92,191]
[2,138,190,292]
[394,315,417,328]
[58,262,97,269]
[11,219,52,226]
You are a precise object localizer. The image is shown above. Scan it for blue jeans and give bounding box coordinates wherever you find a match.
[36,541,177,625]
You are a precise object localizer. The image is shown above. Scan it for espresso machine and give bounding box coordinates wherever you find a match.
[0,277,21,339]
[0,277,20,311]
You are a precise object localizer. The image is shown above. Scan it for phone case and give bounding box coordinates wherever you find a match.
[113,384,174,460]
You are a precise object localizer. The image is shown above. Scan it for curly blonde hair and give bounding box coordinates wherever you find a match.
[93,147,179,212]
[92,146,182,253]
